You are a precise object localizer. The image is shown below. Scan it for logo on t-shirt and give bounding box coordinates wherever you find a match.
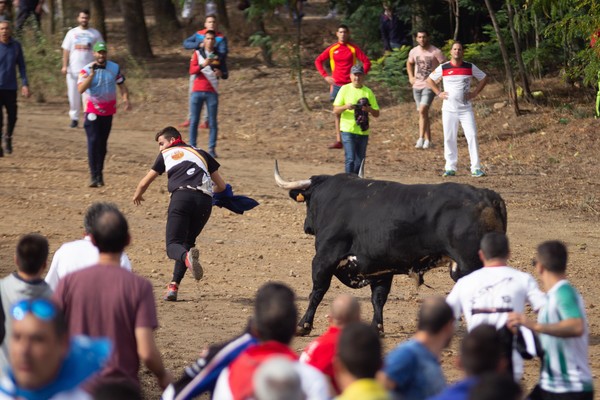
[171,151,184,160]
[186,168,196,175]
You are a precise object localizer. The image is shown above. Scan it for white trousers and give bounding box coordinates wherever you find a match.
[66,72,86,121]
[442,108,480,172]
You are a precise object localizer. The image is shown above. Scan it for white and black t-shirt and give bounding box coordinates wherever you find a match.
[152,144,219,195]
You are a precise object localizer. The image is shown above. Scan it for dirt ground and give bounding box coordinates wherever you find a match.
[0,5,599,399]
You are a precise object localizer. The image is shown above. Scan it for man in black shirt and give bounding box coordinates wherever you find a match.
[133,126,227,301]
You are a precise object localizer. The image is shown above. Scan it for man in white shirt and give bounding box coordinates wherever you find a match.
[61,9,103,128]
[426,41,489,177]
[45,203,131,290]
[446,232,546,380]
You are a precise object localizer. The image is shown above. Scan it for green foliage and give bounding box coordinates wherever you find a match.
[249,31,273,58]
[19,29,63,103]
[368,45,410,101]
[341,0,383,56]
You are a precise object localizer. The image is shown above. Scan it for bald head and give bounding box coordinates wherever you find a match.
[330,294,360,327]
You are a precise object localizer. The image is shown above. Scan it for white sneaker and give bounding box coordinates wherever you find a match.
[423,140,430,149]
[415,138,424,148]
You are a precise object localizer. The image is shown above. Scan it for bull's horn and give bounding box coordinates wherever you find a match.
[274,160,312,189]
[358,159,365,178]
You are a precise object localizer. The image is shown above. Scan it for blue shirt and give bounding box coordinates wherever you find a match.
[0,38,28,90]
[428,377,478,400]
[383,339,446,400]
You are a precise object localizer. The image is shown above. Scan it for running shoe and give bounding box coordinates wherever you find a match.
[199,121,209,129]
[328,141,342,149]
[415,138,424,148]
[423,140,431,149]
[471,169,486,178]
[185,248,204,281]
[164,282,178,301]
[179,120,190,128]
[442,170,456,177]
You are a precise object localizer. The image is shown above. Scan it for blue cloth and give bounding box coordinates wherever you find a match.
[0,335,111,400]
[0,38,28,90]
[183,31,228,55]
[189,91,218,149]
[341,131,369,174]
[213,184,259,215]
[428,377,478,400]
[383,339,446,400]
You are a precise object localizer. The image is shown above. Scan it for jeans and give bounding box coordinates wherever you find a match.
[84,114,113,179]
[166,189,213,284]
[0,90,17,139]
[341,131,369,174]
[189,91,218,149]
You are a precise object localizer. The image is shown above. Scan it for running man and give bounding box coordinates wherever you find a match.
[132,126,226,301]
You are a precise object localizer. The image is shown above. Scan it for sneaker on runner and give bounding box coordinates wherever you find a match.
[442,170,456,177]
[185,248,204,281]
[199,121,209,129]
[415,138,424,148]
[471,169,486,178]
[179,120,190,128]
[423,140,431,149]
[164,282,178,301]
[328,141,342,149]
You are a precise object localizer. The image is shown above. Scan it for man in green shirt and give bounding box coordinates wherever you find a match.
[333,65,380,174]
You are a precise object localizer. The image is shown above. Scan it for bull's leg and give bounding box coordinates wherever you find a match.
[297,257,334,336]
[370,275,393,337]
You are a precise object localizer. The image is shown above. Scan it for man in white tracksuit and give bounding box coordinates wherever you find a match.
[426,41,489,178]
[61,9,103,128]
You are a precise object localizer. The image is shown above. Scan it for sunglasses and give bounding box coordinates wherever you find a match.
[10,299,57,321]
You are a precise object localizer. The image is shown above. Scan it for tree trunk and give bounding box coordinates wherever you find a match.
[90,0,107,41]
[216,0,229,30]
[118,0,153,58]
[153,0,180,31]
[451,0,459,41]
[532,11,542,79]
[483,0,520,116]
[506,0,533,101]
[295,19,310,112]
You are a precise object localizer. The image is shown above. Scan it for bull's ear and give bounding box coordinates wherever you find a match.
[289,189,306,202]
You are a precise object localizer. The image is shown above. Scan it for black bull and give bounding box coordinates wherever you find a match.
[275,163,507,336]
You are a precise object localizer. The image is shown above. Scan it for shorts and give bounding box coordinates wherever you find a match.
[413,87,435,110]
[330,84,342,102]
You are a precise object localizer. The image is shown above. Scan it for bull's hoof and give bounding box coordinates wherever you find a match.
[296,323,312,336]
[377,324,385,338]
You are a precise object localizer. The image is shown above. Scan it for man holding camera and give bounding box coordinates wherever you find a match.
[78,41,130,188]
[188,29,227,158]
[333,65,379,174]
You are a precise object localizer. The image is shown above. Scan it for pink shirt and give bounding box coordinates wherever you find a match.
[408,45,446,89]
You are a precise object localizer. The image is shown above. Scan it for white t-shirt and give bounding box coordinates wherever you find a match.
[45,236,132,290]
[428,60,486,112]
[61,27,103,74]
[446,265,546,378]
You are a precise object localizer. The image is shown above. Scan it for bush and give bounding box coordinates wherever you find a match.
[368,45,410,102]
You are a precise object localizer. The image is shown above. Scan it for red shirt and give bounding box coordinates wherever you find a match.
[315,42,371,86]
[228,341,298,400]
[300,326,341,393]
[190,50,217,93]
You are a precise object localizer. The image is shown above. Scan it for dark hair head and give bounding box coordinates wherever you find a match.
[155,126,182,142]
[337,24,349,32]
[88,203,129,253]
[468,372,522,400]
[417,296,454,334]
[416,29,429,36]
[205,30,216,37]
[93,381,142,400]
[536,240,568,273]
[461,324,502,376]
[205,14,217,21]
[451,40,463,49]
[480,232,510,260]
[254,282,297,344]
[16,234,49,275]
[78,9,90,16]
[337,322,382,379]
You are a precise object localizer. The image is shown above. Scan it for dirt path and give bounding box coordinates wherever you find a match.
[0,42,598,398]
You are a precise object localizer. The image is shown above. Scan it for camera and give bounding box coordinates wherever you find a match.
[92,63,105,71]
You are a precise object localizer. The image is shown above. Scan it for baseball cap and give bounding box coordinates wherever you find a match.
[351,65,364,74]
[93,42,107,52]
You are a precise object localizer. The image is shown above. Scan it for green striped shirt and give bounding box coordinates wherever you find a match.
[539,280,593,393]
